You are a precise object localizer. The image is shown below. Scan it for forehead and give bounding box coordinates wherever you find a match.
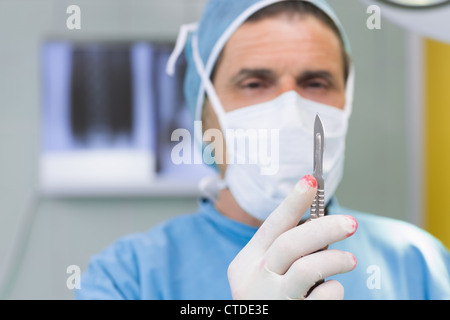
[219,14,343,72]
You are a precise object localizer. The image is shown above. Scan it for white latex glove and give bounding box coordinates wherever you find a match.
[228,175,358,300]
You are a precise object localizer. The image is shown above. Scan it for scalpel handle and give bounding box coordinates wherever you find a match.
[310,188,325,219]
[306,188,327,297]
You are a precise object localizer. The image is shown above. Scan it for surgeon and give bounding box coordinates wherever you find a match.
[75,0,450,300]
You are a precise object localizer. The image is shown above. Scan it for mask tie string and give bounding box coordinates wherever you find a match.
[166,22,198,76]
[191,33,226,121]
[198,174,227,204]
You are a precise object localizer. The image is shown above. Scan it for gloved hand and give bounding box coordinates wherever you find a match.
[227,175,358,300]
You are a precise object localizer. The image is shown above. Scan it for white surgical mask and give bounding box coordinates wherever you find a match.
[190,34,354,221]
[223,91,348,220]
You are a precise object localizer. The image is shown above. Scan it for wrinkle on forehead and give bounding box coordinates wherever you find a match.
[220,15,343,87]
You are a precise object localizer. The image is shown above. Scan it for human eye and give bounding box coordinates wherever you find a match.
[240,78,269,90]
[302,78,330,90]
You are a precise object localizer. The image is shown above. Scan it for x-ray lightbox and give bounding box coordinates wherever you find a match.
[39,41,214,197]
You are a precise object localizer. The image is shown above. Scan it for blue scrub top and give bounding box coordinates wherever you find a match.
[75,198,450,300]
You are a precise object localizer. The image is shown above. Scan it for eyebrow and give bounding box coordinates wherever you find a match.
[297,70,335,84]
[231,68,337,86]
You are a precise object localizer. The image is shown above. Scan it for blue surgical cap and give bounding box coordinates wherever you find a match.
[182,0,352,122]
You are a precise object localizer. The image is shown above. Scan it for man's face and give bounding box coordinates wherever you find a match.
[212,14,346,112]
[204,13,347,177]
